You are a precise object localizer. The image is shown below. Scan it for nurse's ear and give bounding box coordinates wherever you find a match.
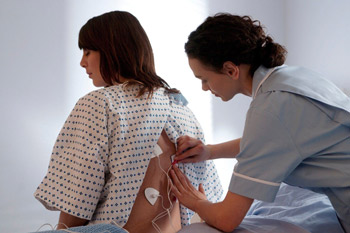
[222,61,239,80]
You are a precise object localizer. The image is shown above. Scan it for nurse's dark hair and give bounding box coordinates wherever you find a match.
[185,13,287,76]
[78,11,178,97]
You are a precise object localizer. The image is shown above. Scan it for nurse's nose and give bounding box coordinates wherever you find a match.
[202,83,209,91]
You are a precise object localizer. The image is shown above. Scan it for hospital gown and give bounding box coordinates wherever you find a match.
[229,65,350,232]
[34,84,223,227]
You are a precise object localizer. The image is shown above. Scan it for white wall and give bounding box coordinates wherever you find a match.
[0,1,68,231]
[1,0,350,232]
[284,0,350,92]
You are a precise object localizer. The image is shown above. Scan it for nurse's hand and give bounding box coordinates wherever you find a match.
[175,135,211,163]
[170,164,207,211]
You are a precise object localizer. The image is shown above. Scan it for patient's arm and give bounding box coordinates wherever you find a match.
[56,211,88,229]
[123,130,181,233]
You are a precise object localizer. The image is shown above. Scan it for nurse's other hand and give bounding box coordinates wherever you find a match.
[175,136,211,163]
[170,165,207,211]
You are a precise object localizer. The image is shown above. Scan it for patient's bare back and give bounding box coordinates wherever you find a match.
[123,130,181,233]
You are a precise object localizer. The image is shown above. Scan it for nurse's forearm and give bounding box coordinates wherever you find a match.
[208,138,241,160]
[194,191,252,232]
[194,200,238,232]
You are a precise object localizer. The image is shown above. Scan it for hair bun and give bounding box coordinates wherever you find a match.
[259,36,286,68]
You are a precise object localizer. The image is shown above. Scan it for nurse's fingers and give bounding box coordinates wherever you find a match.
[176,136,202,156]
[170,165,192,191]
[175,155,199,164]
[170,168,184,196]
[170,177,181,197]
[175,143,208,162]
[198,183,205,195]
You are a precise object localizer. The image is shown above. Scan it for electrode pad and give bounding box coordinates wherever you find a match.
[151,144,163,158]
[145,187,159,206]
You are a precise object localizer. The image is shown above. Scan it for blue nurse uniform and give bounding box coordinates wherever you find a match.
[229,65,350,231]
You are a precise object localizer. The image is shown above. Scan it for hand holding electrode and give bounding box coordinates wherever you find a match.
[175,136,211,163]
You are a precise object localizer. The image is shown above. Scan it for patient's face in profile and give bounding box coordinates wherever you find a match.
[80,49,107,87]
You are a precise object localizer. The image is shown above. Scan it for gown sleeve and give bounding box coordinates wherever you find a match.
[34,91,109,220]
[229,104,302,202]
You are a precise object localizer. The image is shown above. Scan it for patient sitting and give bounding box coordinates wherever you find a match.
[33,10,222,232]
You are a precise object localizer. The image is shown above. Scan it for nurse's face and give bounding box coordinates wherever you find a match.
[80,49,108,87]
[188,58,240,101]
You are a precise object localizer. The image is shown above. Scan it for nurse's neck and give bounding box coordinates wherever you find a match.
[238,64,253,97]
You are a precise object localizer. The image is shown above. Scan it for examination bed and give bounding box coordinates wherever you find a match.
[35,183,344,233]
[178,183,344,233]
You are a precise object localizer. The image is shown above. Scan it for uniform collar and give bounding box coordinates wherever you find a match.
[252,65,286,98]
[252,65,272,97]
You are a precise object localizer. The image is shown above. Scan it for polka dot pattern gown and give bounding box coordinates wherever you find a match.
[34,85,223,227]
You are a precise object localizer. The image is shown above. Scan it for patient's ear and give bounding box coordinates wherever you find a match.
[222,61,239,80]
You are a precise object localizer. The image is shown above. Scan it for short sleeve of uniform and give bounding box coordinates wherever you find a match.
[229,101,302,202]
[34,91,109,220]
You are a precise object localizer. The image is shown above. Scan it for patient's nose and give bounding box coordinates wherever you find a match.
[80,55,87,68]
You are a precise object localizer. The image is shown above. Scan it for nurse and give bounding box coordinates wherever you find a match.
[170,13,350,232]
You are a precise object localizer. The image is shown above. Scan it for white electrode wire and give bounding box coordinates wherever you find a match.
[62,229,113,233]
[150,156,177,233]
[151,196,174,233]
[36,223,71,232]
[36,222,115,233]
[36,223,56,231]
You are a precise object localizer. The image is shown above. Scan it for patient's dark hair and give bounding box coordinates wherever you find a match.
[79,11,178,96]
[185,13,287,76]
